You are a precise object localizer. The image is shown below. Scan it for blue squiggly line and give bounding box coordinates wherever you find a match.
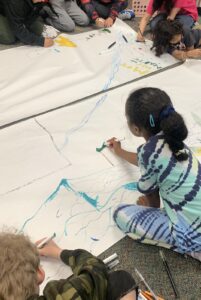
[20,175,138,232]
[60,32,124,149]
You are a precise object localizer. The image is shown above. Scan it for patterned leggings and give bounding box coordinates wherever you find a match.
[113,204,201,260]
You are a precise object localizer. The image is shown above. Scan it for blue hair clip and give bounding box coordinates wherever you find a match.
[149,114,155,127]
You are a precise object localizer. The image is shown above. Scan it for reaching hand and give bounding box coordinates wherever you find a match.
[136,33,145,42]
[167,15,174,21]
[187,49,201,59]
[95,18,105,28]
[44,38,54,47]
[36,239,62,259]
[107,137,122,156]
[104,17,114,28]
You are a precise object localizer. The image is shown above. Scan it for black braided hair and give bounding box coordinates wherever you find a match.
[153,0,174,14]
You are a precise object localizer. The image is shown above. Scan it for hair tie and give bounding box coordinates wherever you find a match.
[159,105,175,122]
[175,149,188,157]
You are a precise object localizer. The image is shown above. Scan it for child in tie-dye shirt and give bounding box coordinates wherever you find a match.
[109,87,201,261]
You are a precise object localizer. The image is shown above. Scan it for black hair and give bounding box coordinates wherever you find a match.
[126,87,188,161]
[152,20,183,56]
[153,0,174,14]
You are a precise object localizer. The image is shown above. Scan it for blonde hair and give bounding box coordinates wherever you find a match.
[0,231,40,300]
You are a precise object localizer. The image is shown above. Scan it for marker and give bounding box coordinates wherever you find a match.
[135,268,158,300]
[122,34,128,43]
[103,252,118,264]
[96,138,125,152]
[159,250,179,299]
[108,41,116,49]
[108,259,120,269]
[105,137,125,147]
[37,233,56,249]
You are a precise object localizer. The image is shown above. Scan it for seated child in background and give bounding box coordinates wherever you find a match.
[109,87,201,262]
[0,0,55,47]
[152,20,201,60]
[137,0,198,42]
[44,0,89,32]
[79,0,128,28]
[0,231,138,300]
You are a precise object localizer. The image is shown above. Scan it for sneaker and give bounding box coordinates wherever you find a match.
[118,9,135,20]
[42,25,60,39]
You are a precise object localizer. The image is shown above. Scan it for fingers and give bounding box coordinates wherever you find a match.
[35,237,48,247]
[44,38,54,48]
[107,137,119,148]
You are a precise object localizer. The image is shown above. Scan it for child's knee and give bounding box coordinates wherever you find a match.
[80,15,90,26]
[59,20,75,32]
[113,204,131,233]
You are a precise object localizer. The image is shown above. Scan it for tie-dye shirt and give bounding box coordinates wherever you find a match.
[137,133,201,252]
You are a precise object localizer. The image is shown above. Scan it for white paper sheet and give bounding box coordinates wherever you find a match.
[0,19,177,127]
[0,56,201,290]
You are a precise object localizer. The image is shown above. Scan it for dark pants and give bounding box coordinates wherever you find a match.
[0,15,44,45]
[107,270,137,300]
[91,0,127,19]
[150,13,195,32]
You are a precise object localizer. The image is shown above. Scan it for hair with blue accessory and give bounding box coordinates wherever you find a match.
[125,87,188,161]
[149,114,155,127]
[159,105,175,121]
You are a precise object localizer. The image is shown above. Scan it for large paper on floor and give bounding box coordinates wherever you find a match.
[0,60,201,291]
[0,19,177,127]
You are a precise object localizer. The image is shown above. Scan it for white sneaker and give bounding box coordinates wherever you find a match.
[42,25,60,38]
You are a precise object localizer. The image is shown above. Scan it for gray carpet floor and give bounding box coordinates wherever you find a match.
[1,10,201,300]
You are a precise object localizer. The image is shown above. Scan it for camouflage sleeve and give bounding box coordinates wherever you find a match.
[42,249,108,300]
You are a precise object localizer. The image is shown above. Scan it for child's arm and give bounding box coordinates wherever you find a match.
[108,138,138,166]
[167,7,180,20]
[105,0,127,27]
[38,241,108,300]
[137,190,160,208]
[137,13,152,42]
[172,49,201,61]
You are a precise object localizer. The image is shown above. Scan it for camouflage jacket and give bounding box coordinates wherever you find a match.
[29,249,108,300]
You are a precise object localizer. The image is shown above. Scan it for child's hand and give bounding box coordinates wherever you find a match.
[187,49,201,58]
[136,32,145,42]
[107,137,122,156]
[36,239,62,259]
[167,15,174,21]
[44,38,54,47]
[104,17,114,27]
[95,18,105,27]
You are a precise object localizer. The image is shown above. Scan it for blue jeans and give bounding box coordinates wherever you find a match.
[150,13,195,31]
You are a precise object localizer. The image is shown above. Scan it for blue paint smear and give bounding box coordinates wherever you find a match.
[20,177,138,234]
[78,192,99,208]
[60,33,123,150]
[20,178,99,232]
[122,182,138,191]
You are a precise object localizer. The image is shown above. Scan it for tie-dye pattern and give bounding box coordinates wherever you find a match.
[114,134,201,254]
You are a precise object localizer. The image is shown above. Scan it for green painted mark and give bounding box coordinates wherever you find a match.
[96,142,107,152]
[102,28,111,33]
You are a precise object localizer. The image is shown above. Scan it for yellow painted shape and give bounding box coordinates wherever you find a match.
[121,63,151,76]
[191,147,201,156]
[55,36,77,47]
